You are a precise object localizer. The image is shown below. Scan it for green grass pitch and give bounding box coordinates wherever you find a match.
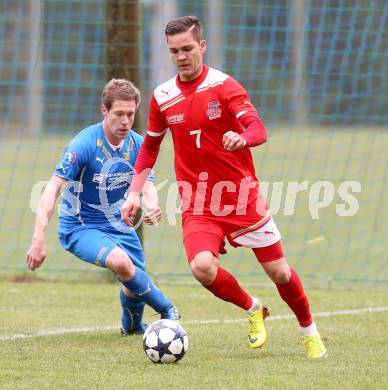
[1,279,387,389]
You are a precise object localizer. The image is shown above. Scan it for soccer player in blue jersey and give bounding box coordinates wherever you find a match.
[26,79,180,335]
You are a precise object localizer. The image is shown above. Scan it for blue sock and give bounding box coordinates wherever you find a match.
[119,288,145,331]
[119,267,173,314]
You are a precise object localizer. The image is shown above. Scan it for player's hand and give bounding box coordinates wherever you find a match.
[142,206,162,225]
[121,191,141,226]
[222,131,247,151]
[26,239,47,271]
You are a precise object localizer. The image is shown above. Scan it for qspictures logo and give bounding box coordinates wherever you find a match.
[30,169,362,231]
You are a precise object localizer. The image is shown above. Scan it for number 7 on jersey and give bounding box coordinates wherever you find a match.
[189,129,201,149]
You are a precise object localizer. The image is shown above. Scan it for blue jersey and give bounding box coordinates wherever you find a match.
[54,122,151,234]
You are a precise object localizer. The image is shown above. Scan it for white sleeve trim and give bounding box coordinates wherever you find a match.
[147,128,168,137]
[236,110,248,119]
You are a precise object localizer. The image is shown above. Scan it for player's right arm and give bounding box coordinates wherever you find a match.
[121,94,167,226]
[27,175,67,270]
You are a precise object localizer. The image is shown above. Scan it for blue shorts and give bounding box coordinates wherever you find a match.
[58,224,145,270]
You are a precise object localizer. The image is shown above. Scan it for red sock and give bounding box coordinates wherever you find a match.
[276,268,312,327]
[204,267,252,310]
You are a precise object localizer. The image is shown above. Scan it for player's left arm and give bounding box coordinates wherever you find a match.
[222,78,268,151]
[140,180,162,225]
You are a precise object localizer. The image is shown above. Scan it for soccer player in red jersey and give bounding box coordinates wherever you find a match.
[122,16,326,358]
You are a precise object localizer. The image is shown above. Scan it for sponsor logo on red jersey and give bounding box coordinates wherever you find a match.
[206,101,222,120]
[166,113,185,124]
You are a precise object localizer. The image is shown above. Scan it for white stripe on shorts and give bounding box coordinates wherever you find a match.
[232,217,281,248]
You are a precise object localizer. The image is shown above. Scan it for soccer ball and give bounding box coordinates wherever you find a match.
[143,319,188,364]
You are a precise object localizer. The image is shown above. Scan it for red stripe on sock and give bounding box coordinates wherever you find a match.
[276,268,312,327]
[204,267,252,310]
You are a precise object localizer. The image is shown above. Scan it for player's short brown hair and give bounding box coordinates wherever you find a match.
[165,15,203,43]
[101,79,141,111]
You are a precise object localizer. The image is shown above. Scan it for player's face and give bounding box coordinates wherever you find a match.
[167,30,206,81]
[101,99,136,145]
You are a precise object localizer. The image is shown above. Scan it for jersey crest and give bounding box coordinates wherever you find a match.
[206,101,222,120]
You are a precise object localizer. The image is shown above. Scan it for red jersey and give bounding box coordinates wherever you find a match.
[147,66,261,215]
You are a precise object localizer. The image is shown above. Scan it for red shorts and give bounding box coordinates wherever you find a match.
[182,200,283,263]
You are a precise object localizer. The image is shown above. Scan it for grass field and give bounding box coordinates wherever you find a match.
[1,279,388,389]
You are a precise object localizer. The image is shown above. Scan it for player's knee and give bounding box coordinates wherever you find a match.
[190,251,218,284]
[106,248,135,280]
[261,257,291,284]
[271,269,291,284]
[115,260,136,280]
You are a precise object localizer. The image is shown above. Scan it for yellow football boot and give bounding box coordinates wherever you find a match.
[303,334,327,358]
[248,305,269,349]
